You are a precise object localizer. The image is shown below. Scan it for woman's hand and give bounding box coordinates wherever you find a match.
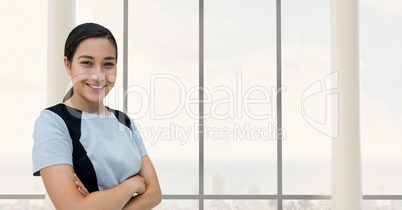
[122,156,162,210]
[74,174,89,197]
[74,173,145,197]
[125,174,146,195]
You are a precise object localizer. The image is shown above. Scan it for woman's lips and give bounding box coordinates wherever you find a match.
[86,83,106,92]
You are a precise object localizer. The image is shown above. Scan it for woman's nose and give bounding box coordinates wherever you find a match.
[90,72,106,82]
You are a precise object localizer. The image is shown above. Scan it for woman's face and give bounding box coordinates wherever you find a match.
[65,37,117,104]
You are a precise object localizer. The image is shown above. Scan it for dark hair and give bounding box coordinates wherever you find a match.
[63,23,118,102]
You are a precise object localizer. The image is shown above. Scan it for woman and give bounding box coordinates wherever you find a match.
[32,23,161,210]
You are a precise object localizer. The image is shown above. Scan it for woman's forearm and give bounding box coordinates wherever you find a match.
[77,175,147,210]
[41,165,145,210]
[79,180,136,210]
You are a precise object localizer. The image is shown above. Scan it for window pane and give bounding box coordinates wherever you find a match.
[0,0,47,194]
[0,199,44,210]
[283,200,331,210]
[282,0,331,195]
[360,0,402,195]
[0,157,45,194]
[204,0,277,195]
[362,200,402,210]
[205,200,277,210]
[205,160,276,195]
[154,200,198,210]
[128,0,199,194]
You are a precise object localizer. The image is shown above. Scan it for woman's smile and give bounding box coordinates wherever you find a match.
[86,83,107,92]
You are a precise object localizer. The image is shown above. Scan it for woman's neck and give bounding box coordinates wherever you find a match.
[65,95,109,115]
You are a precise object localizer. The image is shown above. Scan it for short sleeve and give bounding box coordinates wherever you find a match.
[32,110,73,176]
[130,118,148,157]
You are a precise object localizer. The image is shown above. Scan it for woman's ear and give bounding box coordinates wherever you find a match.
[64,57,72,76]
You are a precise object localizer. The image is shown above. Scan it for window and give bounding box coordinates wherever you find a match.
[1,0,401,209]
[0,0,47,196]
[204,0,277,195]
[360,0,402,208]
[128,0,199,195]
[282,0,331,196]
[0,0,48,208]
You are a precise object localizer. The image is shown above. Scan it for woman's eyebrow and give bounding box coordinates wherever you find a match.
[104,56,116,60]
[78,55,94,59]
[77,55,116,60]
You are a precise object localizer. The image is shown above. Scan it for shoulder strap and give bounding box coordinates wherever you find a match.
[108,107,133,131]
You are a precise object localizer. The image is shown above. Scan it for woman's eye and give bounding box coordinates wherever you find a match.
[104,63,115,67]
[81,61,92,65]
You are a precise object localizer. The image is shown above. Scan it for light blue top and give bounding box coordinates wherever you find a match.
[32,105,147,191]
